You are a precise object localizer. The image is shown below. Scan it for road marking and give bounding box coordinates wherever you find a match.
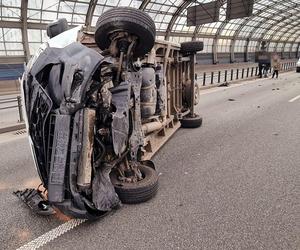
[288,94,300,103]
[16,219,86,250]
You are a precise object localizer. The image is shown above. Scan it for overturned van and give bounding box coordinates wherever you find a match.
[17,7,203,219]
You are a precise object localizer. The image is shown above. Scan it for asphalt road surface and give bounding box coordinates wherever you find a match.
[0,71,299,250]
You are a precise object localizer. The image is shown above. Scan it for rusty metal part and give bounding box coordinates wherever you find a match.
[111,82,131,157]
[155,64,167,116]
[77,30,101,52]
[190,53,196,115]
[184,81,200,106]
[116,159,143,183]
[116,51,124,83]
[141,67,157,118]
[77,108,96,191]
[100,82,112,108]
[142,116,180,161]
[142,120,167,135]
[127,71,144,161]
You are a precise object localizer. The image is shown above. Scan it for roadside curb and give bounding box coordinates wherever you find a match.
[0,123,26,134]
[0,91,20,96]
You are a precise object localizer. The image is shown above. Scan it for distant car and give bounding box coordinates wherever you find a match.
[17,7,204,219]
[296,58,300,72]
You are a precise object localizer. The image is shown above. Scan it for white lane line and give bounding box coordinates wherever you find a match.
[16,219,87,250]
[288,94,300,103]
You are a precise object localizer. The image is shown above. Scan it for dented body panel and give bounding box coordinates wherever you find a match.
[20,17,199,218]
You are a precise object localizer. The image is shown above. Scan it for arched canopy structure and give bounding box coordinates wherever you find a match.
[0,0,299,64]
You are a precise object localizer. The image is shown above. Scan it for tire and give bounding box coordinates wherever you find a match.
[180,41,204,54]
[181,114,202,128]
[110,165,158,204]
[296,67,300,73]
[46,18,69,38]
[95,7,156,57]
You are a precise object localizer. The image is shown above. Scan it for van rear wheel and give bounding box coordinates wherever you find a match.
[110,165,159,204]
[181,114,203,128]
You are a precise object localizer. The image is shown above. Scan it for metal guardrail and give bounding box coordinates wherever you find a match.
[197,61,297,86]
[0,95,24,122]
[0,61,297,123]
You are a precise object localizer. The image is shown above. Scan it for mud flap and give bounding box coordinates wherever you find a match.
[13,189,56,216]
[92,164,120,211]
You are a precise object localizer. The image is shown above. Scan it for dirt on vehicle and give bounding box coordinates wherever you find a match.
[16,7,203,219]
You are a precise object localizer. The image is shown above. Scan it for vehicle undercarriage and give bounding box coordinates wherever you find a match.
[16,7,203,219]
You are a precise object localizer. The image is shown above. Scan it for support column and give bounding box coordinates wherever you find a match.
[21,0,30,62]
[85,0,98,31]
[213,37,218,64]
[230,39,235,63]
[245,38,250,62]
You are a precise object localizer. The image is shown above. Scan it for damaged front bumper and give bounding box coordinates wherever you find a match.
[20,42,120,219]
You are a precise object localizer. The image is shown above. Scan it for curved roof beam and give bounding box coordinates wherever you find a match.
[85,0,98,31]
[238,4,298,47]
[164,0,194,40]
[284,23,300,46]
[285,33,300,57]
[214,21,229,38]
[251,14,299,50]
[193,0,278,40]
[230,0,281,41]
[283,26,300,55]
[21,0,30,62]
[267,17,300,50]
[139,0,151,10]
[291,36,300,53]
[246,3,299,42]
[285,25,300,43]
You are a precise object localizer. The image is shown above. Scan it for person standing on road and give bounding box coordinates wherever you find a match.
[272,60,280,79]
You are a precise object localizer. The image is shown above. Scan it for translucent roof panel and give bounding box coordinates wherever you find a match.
[0,0,21,21]
[0,28,23,56]
[291,43,299,51]
[268,42,277,51]
[283,43,291,52]
[217,39,231,53]
[233,0,300,41]
[221,20,243,37]
[198,22,222,36]
[248,40,258,52]
[92,0,142,27]
[27,0,90,25]
[27,29,48,55]
[0,0,299,59]
[234,40,247,53]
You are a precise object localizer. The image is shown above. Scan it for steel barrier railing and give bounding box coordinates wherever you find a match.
[0,60,297,123]
[0,95,24,122]
[198,61,297,86]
